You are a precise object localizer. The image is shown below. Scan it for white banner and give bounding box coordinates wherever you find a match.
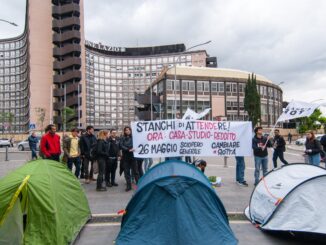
[277,101,320,122]
[182,108,211,120]
[132,120,253,158]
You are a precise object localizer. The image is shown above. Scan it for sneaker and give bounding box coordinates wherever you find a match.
[85,179,90,184]
[237,181,249,187]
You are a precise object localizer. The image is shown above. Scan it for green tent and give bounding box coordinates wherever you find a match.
[0,159,91,244]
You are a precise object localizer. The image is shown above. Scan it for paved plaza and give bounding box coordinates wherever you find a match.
[0,145,323,244]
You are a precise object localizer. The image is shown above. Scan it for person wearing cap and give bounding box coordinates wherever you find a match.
[252,126,272,185]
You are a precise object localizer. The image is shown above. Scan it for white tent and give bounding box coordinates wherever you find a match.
[245,164,326,235]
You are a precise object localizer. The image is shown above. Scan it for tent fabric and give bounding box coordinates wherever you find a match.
[116,160,237,245]
[0,159,91,244]
[246,163,326,234]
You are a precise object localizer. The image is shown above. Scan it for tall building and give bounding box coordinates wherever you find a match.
[0,0,281,133]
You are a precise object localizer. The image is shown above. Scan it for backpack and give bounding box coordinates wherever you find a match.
[89,140,98,161]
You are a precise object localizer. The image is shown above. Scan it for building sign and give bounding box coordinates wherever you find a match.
[132,120,252,158]
[85,40,126,52]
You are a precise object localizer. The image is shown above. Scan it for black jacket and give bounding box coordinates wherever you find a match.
[80,133,97,157]
[273,135,286,152]
[320,135,326,151]
[305,139,322,155]
[252,135,272,157]
[28,135,38,149]
[108,137,120,157]
[97,139,110,158]
[120,135,133,158]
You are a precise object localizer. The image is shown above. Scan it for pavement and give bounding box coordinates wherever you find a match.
[0,146,319,244]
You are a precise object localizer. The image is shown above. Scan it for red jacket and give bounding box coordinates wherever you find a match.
[40,132,61,157]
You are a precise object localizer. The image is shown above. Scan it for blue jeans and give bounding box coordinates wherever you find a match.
[235,156,245,183]
[67,157,81,178]
[143,158,153,172]
[31,147,37,160]
[254,156,268,185]
[308,154,320,166]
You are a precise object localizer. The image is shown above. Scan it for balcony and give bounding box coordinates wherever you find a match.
[52,3,80,17]
[52,31,81,44]
[52,17,80,31]
[53,83,80,97]
[53,57,81,70]
[53,44,81,57]
[53,70,81,84]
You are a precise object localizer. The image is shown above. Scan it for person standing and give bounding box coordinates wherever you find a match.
[320,134,326,151]
[135,158,144,178]
[287,132,292,144]
[63,128,81,178]
[80,126,97,184]
[96,130,110,191]
[106,129,120,187]
[272,129,289,168]
[120,126,139,192]
[304,131,322,166]
[235,156,248,186]
[28,132,39,160]
[252,127,272,186]
[40,124,61,161]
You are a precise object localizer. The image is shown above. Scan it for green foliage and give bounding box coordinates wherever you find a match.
[244,73,261,127]
[298,109,326,133]
[62,107,77,131]
[0,111,14,133]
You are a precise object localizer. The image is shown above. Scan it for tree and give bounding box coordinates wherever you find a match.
[244,73,261,127]
[35,107,46,131]
[62,107,77,131]
[298,108,326,134]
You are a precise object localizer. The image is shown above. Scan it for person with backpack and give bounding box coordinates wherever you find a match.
[120,126,139,192]
[272,129,289,168]
[304,130,322,166]
[106,129,120,187]
[40,124,61,161]
[95,130,110,191]
[63,128,81,178]
[28,132,39,160]
[80,125,97,184]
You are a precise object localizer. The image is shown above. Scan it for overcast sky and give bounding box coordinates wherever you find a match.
[1,0,326,106]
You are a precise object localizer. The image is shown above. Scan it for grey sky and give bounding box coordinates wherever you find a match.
[1,0,326,106]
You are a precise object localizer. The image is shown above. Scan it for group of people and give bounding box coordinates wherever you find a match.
[236,127,326,187]
[33,124,153,192]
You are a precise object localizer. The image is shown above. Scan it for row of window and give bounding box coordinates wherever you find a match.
[0,38,26,51]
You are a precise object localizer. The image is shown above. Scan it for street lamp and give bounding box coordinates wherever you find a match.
[172,40,212,118]
[276,81,285,86]
[0,19,18,26]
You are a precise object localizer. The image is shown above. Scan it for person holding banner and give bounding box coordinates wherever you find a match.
[304,131,322,166]
[272,129,289,168]
[120,126,139,191]
[252,127,272,185]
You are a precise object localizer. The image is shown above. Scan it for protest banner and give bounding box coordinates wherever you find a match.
[131,120,252,158]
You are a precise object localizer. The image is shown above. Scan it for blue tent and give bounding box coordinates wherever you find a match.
[116,160,237,245]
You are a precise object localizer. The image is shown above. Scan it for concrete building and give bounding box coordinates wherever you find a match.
[149,66,283,127]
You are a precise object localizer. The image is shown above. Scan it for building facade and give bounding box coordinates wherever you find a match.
[150,66,283,127]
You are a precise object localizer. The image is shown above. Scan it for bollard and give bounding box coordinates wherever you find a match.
[224,156,228,168]
[5,146,9,161]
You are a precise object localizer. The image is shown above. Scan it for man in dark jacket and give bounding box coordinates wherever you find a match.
[80,125,97,184]
[106,129,120,187]
[252,127,272,185]
[272,129,289,168]
[28,132,39,160]
[320,134,326,151]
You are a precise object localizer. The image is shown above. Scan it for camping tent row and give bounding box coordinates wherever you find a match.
[245,163,326,236]
[116,160,238,245]
[0,160,91,245]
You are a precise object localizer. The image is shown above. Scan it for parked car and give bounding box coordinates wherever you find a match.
[296,134,324,145]
[17,137,41,151]
[0,138,11,147]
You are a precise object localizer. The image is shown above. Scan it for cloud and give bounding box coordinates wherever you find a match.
[1,0,325,103]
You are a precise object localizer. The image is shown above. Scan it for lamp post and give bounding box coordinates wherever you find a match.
[276,81,284,86]
[172,40,212,118]
[0,19,18,26]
